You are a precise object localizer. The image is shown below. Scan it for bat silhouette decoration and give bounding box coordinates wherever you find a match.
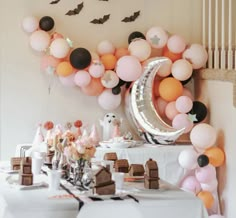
[121,11,140,22]
[50,0,60,4]
[65,2,84,16]
[90,14,110,24]
[99,0,109,1]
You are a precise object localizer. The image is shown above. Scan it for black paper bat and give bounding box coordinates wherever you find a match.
[90,14,110,24]
[65,2,84,16]
[50,0,60,4]
[121,11,140,23]
[99,0,109,1]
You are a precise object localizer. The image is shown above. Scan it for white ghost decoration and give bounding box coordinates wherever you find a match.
[100,113,122,141]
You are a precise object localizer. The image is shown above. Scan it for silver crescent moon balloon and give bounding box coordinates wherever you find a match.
[125,57,185,144]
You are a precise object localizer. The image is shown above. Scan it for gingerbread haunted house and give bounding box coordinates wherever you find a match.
[103,152,118,162]
[115,159,129,173]
[144,158,159,189]
[19,157,33,186]
[129,164,145,177]
[93,167,115,195]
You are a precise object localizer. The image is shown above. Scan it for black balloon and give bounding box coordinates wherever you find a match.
[197,154,209,167]
[188,101,207,123]
[39,16,55,31]
[69,48,92,69]
[117,78,126,87]
[128,31,146,44]
[181,75,192,86]
[112,86,121,95]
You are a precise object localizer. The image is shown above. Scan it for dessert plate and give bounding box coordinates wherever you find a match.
[99,140,136,149]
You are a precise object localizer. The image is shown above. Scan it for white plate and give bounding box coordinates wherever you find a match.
[99,140,136,149]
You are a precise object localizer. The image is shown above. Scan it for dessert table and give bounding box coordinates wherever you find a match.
[95,144,191,185]
[0,161,208,218]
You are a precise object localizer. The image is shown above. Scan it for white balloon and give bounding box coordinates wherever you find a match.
[22,16,39,33]
[178,148,198,170]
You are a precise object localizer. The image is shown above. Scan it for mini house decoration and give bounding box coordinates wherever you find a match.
[19,157,33,186]
[115,159,129,173]
[144,158,159,189]
[129,164,145,176]
[103,152,118,162]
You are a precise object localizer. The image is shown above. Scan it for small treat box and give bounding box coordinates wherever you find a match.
[103,152,118,162]
[129,164,144,177]
[115,159,129,173]
[11,157,23,170]
[144,158,159,189]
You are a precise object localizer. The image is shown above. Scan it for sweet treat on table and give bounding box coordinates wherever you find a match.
[103,152,118,162]
[115,159,129,173]
[129,164,144,176]
[11,157,23,170]
[19,157,33,186]
[144,158,159,189]
[93,167,115,195]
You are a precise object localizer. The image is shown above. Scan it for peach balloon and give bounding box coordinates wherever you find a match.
[100,54,117,70]
[204,147,225,167]
[115,47,130,59]
[197,191,214,209]
[163,46,182,62]
[56,61,74,77]
[81,78,104,96]
[165,101,179,120]
[159,77,183,102]
[40,55,61,73]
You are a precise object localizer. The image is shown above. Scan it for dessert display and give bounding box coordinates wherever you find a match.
[93,167,115,195]
[115,159,129,173]
[144,158,159,189]
[129,164,144,176]
[19,157,33,186]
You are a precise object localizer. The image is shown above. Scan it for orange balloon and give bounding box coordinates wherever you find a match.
[115,47,130,59]
[163,46,182,62]
[100,54,117,70]
[81,78,104,96]
[204,146,225,167]
[159,77,183,101]
[56,61,74,77]
[197,191,214,209]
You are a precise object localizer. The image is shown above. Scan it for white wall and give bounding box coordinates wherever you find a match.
[0,0,202,159]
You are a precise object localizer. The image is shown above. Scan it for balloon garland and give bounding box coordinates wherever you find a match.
[23,15,226,216]
[22,15,210,134]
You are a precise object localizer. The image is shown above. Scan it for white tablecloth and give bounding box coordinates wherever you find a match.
[95,144,191,186]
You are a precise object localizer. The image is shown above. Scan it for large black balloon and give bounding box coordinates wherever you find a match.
[188,101,207,123]
[128,31,146,44]
[197,154,209,167]
[70,48,92,69]
[39,16,55,31]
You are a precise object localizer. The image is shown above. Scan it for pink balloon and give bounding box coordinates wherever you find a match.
[195,164,216,183]
[98,89,121,110]
[175,96,193,113]
[29,30,50,52]
[51,32,64,41]
[101,70,119,88]
[50,38,70,59]
[183,44,208,69]
[74,70,91,87]
[167,34,186,54]
[146,26,168,49]
[154,97,168,117]
[200,179,218,192]
[128,39,151,61]
[190,123,217,150]
[88,61,105,78]
[172,113,194,133]
[22,16,39,33]
[40,55,61,73]
[165,101,179,120]
[59,73,76,87]
[178,148,198,170]
[181,175,201,194]
[171,59,193,81]
[97,40,115,55]
[116,56,142,82]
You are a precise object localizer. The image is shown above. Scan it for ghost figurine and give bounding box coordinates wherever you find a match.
[100,113,122,141]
